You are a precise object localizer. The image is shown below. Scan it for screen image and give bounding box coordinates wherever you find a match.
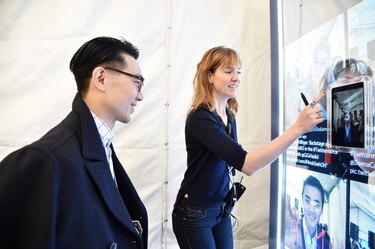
[349,181,375,249]
[284,167,346,249]
[270,1,375,248]
[331,82,365,149]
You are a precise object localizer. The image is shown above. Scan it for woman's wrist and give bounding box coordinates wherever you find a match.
[288,123,305,138]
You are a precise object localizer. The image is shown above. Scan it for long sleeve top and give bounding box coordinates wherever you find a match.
[174,106,247,208]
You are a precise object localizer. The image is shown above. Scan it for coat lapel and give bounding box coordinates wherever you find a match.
[72,94,140,237]
[85,162,139,236]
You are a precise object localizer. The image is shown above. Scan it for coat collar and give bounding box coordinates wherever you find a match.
[72,93,107,161]
[71,93,142,239]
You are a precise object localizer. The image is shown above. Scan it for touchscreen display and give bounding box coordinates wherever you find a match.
[331,82,365,148]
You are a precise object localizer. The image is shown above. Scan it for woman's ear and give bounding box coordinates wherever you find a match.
[208,71,213,83]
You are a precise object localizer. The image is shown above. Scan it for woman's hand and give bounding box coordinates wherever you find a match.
[292,91,326,135]
[241,91,327,176]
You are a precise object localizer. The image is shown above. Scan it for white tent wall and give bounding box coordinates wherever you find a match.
[0,1,271,248]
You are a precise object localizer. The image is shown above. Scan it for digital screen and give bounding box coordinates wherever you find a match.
[275,1,375,249]
[331,82,365,148]
[349,182,375,249]
[284,167,346,249]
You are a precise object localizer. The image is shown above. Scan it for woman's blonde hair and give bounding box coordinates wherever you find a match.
[188,46,241,116]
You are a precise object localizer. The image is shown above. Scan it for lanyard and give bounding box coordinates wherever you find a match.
[301,219,326,249]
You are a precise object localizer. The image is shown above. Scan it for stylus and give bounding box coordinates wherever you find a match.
[300,92,309,106]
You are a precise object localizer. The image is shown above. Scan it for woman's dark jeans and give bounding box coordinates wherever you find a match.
[172,198,233,249]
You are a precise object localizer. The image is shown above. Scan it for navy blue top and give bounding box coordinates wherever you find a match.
[175,106,247,208]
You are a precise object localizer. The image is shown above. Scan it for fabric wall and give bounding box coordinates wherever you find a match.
[0,1,271,248]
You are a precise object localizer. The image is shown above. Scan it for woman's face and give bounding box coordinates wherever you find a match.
[209,63,241,103]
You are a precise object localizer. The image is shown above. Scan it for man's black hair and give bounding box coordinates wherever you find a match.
[69,36,139,94]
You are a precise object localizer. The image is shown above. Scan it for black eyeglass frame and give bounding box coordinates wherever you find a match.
[104,67,144,92]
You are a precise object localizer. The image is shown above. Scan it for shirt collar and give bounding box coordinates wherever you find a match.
[91,112,114,147]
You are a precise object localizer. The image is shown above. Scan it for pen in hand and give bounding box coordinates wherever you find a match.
[300,92,309,106]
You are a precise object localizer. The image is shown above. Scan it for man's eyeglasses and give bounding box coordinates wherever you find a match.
[104,67,144,92]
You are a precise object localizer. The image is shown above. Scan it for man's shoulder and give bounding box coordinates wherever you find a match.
[30,111,81,154]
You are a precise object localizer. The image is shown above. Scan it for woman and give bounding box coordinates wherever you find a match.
[172,46,324,249]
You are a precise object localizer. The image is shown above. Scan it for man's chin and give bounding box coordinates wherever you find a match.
[119,116,131,124]
[307,222,318,232]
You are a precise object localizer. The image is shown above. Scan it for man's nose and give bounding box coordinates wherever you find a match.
[135,90,144,101]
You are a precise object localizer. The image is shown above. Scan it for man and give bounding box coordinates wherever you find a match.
[0,36,148,249]
[300,175,330,249]
[336,113,360,144]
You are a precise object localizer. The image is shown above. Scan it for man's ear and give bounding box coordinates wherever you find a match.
[92,67,106,92]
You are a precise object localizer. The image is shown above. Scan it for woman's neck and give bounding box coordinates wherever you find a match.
[213,97,229,125]
[214,99,227,114]
[215,106,227,126]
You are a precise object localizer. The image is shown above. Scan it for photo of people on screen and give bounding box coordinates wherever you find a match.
[331,82,364,148]
[295,58,373,183]
[285,174,332,249]
[349,181,375,249]
[299,175,331,249]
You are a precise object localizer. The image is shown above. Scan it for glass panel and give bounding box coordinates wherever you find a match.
[280,1,375,248]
